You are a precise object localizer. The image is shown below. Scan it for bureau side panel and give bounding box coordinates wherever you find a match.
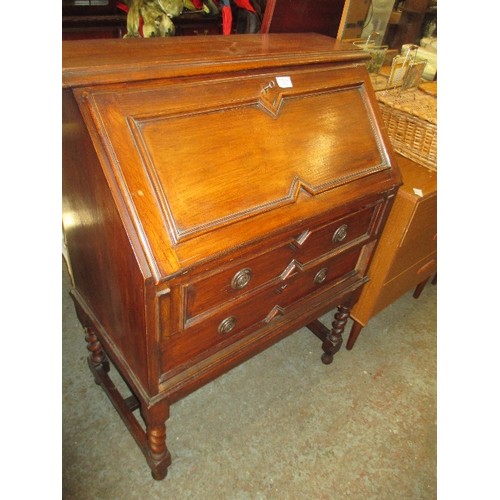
[62,88,150,391]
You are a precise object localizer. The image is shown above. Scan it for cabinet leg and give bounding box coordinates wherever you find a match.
[346,321,363,351]
[431,273,437,285]
[71,293,172,480]
[413,277,429,299]
[142,403,172,480]
[71,296,110,375]
[307,303,353,364]
[85,349,172,480]
[84,326,110,373]
[321,304,350,364]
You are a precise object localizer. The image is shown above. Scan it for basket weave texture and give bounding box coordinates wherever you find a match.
[376,84,437,171]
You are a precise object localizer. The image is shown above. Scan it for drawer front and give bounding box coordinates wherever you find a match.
[185,244,295,320]
[374,252,437,317]
[386,193,437,281]
[185,203,379,320]
[290,203,379,264]
[162,247,363,372]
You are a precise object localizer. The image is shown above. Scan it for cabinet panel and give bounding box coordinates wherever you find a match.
[79,64,392,274]
[372,252,437,318]
[386,192,437,281]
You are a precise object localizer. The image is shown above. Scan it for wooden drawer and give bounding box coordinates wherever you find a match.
[163,247,363,371]
[185,203,379,319]
[386,193,436,281]
[290,203,380,264]
[184,244,295,320]
[373,252,437,316]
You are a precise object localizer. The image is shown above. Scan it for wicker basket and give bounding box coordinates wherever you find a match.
[376,84,437,171]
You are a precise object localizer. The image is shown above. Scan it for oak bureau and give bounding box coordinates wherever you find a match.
[62,33,401,479]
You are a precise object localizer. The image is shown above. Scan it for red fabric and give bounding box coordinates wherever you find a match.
[191,0,204,9]
[222,5,232,35]
[233,0,256,13]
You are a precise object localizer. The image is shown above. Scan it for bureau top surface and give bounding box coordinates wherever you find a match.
[62,33,367,87]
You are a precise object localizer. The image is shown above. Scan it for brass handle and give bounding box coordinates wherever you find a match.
[231,268,252,290]
[218,316,236,335]
[332,224,348,243]
[314,268,328,285]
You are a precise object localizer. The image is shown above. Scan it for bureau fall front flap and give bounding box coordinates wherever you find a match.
[67,35,399,279]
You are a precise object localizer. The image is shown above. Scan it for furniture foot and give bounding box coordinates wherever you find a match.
[346,320,363,351]
[320,351,333,365]
[431,273,437,285]
[306,304,351,364]
[143,404,172,481]
[152,467,169,481]
[413,277,429,299]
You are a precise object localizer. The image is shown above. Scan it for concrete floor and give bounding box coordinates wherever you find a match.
[62,261,436,499]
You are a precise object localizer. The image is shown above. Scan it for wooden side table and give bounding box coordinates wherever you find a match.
[347,154,437,349]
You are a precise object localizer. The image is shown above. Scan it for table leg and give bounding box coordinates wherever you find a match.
[346,320,363,350]
[413,277,429,299]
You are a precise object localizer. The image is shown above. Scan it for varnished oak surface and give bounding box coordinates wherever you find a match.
[80,64,395,278]
[62,34,401,479]
[62,33,367,88]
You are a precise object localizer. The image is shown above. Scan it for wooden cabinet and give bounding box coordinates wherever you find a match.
[171,12,221,36]
[261,0,345,36]
[347,155,437,349]
[384,0,432,51]
[62,0,127,40]
[62,33,401,479]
